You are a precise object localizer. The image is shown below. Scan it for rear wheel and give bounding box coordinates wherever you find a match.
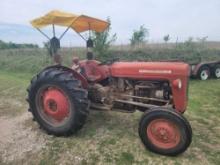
[213,65,220,79]
[198,66,210,80]
[27,67,89,136]
[138,109,192,156]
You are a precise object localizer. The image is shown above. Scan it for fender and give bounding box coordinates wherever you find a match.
[41,65,88,89]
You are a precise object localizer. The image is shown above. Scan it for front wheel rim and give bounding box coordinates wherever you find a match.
[146,119,181,149]
[200,70,209,80]
[215,68,220,78]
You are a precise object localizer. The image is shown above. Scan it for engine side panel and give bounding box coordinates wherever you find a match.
[110,62,190,113]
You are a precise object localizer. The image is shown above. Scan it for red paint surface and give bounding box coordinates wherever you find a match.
[79,60,110,82]
[110,62,190,113]
[79,61,190,113]
[43,88,70,121]
[147,119,181,149]
[46,62,190,113]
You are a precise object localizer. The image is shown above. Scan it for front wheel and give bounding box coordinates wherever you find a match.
[138,109,192,156]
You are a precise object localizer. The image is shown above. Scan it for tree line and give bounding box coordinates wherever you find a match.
[0,40,39,50]
[91,19,210,60]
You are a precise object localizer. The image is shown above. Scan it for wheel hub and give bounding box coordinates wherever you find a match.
[155,127,174,142]
[42,88,70,121]
[47,99,58,112]
[147,119,180,149]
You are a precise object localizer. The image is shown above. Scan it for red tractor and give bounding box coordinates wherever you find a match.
[27,10,192,156]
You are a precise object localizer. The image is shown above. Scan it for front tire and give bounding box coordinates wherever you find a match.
[138,109,192,156]
[27,67,89,136]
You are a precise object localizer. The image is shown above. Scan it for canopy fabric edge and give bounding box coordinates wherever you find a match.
[30,10,110,33]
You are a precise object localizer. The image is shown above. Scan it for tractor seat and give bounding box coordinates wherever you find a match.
[80,60,102,82]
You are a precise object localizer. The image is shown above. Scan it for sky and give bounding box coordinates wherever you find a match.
[0,0,220,46]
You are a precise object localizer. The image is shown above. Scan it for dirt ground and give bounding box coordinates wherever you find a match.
[0,112,47,163]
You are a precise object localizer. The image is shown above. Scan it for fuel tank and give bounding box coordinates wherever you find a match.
[110,62,190,80]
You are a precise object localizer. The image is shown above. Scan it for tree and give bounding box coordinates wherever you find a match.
[130,25,149,46]
[163,34,170,43]
[182,37,196,51]
[196,36,208,43]
[197,36,208,49]
[91,18,117,60]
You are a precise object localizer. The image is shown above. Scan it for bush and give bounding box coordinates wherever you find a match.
[130,25,149,47]
[92,18,117,60]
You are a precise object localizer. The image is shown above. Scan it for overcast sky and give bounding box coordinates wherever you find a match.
[1,0,220,46]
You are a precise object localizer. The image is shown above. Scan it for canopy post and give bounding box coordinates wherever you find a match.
[88,22,91,38]
[59,17,79,40]
[76,32,86,41]
[36,28,50,40]
[59,25,86,42]
[59,26,71,40]
[52,24,56,37]
[59,17,86,42]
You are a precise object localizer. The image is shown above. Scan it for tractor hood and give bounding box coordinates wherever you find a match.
[110,62,190,80]
[110,61,190,112]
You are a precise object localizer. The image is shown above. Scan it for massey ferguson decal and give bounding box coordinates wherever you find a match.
[139,69,172,74]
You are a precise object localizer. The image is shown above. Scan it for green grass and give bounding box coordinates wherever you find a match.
[0,71,32,116]
[0,70,220,164]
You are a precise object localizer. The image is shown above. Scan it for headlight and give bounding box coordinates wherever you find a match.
[173,79,182,90]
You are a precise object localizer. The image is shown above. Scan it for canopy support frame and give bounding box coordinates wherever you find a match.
[36,28,50,40]
[88,22,91,38]
[32,11,110,42]
[59,25,71,40]
[59,17,87,41]
[52,24,56,37]
[75,31,86,41]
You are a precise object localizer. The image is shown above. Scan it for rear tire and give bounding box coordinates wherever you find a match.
[138,109,192,156]
[213,65,220,79]
[27,67,89,136]
[198,66,210,80]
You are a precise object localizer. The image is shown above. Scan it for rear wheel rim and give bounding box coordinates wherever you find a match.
[146,119,181,149]
[200,70,209,80]
[36,86,71,127]
[215,68,220,78]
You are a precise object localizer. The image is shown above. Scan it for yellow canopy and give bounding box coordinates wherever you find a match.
[31,10,109,33]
